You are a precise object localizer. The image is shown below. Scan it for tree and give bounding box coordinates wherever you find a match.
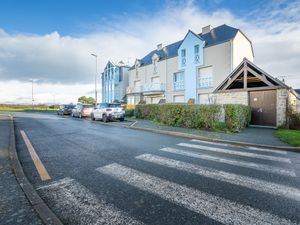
[78,96,96,104]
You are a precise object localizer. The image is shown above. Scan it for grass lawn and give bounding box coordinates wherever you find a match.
[274,129,300,147]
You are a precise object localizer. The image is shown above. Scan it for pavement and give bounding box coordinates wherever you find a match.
[6,111,300,224]
[0,114,43,225]
[130,119,291,147]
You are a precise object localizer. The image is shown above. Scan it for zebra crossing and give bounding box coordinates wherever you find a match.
[37,139,299,225]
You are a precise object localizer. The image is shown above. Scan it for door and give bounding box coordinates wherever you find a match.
[249,90,276,126]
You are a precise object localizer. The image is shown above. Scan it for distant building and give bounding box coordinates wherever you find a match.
[101,61,130,103]
[126,24,254,105]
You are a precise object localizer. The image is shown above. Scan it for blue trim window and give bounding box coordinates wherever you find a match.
[153,59,158,73]
[174,72,184,90]
[194,45,200,63]
[181,49,186,66]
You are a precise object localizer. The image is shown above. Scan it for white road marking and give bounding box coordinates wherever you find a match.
[37,178,144,225]
[178,143,291,163]
[160,147,296,177]
[191,139,287,155]
[97,163,296,225]
[247,146,288,155]
[136,154,300,201]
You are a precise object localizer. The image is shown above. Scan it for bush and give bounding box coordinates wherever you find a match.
[136,104,222,130]
[224,104,251,132]
[288,111,300,130]
[125,109,135,117]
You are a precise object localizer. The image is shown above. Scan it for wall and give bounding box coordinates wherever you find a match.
[178,31,205,102]
[277,89,288,127]
[232,31,254,69]
[215,91,249,105]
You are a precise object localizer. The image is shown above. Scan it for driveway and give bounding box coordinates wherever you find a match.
[12,112,300,225]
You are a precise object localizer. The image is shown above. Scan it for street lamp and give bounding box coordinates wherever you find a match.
[91,53,98,104]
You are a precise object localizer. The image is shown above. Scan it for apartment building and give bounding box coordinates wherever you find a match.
[101,61,130,103]
[126,24,254,105]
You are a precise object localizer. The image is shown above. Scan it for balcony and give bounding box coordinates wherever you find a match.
[198,77,213,88]
[173,80,184,91]
[143,83,166,95]
[126,86,142,94]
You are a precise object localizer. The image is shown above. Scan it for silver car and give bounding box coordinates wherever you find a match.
[91,103,125,122]
[71,103,93,118]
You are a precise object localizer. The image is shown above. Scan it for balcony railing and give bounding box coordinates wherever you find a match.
[174,80,184,91]
[198,77,213,88]
[143,83,166,92]
[126,86,142,94]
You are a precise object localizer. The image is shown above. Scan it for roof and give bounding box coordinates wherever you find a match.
[130,24,241,70]
[214,58,290,93]
[295,89,300,95]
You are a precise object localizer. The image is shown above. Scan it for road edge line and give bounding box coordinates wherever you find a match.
[7,114,64,225]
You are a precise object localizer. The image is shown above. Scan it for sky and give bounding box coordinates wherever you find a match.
[0,0,299,104]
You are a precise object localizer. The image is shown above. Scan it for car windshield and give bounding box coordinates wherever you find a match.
[108,104,121,108]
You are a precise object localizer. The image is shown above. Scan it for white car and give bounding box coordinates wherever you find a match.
[91,103,125,122]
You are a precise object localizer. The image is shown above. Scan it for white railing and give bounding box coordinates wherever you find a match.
[198,77,213,88]
[174,80,184,91]
[126,86,142,94]
[143,83,166,92]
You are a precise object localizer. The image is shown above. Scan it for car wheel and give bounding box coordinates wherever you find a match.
[91,114,95,121]
[120,117,124,122]
[103,114,108,123]
[79,113,82,119]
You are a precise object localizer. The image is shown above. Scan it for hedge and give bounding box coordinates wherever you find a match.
[224,104,251,132]
[288,111,300,130]
[136,104,221,130]
[135,103,251,132]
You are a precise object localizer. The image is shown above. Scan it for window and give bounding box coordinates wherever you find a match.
[194,45,200,63]
[173,72,184,90]
[198,66,213,88]
[181,49,186,66]
[153,59,157,73]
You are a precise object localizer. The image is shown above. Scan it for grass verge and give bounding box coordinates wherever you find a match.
[274,129,300,147]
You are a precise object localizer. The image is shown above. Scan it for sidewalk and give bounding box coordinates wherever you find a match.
[130,119,291,147]
[0,115,42,225]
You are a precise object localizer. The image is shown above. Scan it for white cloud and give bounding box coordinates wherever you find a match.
[0,0,299,104]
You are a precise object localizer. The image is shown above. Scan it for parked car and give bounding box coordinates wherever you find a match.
[71,103,93,118]
[57,104,75,115]
[91,103,125,122]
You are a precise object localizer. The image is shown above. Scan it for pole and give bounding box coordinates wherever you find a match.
[91,53,98,105]
[31,80,34,109]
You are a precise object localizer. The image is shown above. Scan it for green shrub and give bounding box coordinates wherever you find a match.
[136,104,221,130]
[289,111,300,130]
[224,104,251,132]
[125,109,135,117]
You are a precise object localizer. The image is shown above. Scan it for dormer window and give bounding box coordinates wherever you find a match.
[194,45,200,63]
[181,49,186,66]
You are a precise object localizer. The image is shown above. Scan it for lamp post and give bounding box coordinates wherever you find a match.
[91,53,98,104]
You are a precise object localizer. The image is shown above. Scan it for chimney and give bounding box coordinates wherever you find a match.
[202,25,213,34]
[157,43,163,51]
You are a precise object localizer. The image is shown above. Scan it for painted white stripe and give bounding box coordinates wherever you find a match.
[37,178,144,225]
[178,143,291,163]
[247,146,287,155]
[136,154,300,201]
[191,139,287,155]
[97,163,296,225]
[160,147,296,177]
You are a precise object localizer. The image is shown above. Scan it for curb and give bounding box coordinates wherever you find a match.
[7,115,63,225]
[128,121,300,152]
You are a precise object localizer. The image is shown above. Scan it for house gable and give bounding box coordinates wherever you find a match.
[214,58,288,93]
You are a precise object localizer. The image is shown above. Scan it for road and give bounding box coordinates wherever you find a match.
[12,112,300,225]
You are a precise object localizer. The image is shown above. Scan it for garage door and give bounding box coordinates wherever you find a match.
[249,90,276,126]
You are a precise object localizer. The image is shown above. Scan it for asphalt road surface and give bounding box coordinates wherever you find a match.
[12,112,300,225]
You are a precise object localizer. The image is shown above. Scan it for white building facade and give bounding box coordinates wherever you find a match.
[126,24,254,105]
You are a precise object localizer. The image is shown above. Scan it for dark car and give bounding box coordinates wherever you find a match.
[57,104,75,116]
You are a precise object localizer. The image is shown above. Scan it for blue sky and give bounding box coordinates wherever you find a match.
[0,0,299,104]
[1,0,271,35]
